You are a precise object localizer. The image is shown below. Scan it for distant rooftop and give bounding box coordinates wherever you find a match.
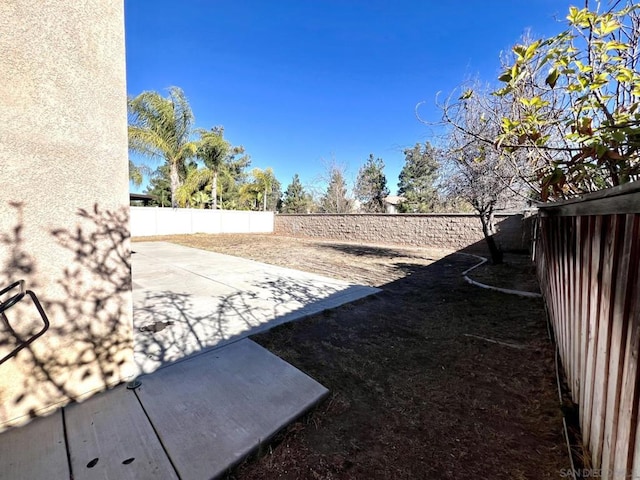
[130,193,155,206]
[383,195,405,206]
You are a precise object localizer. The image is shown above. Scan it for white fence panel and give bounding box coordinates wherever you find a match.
[220,210,249,234]
[248,211,275,233]
[130,207,274,237]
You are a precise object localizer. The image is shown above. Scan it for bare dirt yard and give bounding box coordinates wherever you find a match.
[134,234,568,479]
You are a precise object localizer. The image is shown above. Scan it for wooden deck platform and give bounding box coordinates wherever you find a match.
[0,339,329,480]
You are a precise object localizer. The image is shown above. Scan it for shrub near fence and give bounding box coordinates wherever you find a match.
[535,182,640,478]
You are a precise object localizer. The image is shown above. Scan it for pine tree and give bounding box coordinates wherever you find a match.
[397,143,440,212]
[144,165,172,207]
[320,168,352,213]
[282,174,311,213]
[354,154,389,212]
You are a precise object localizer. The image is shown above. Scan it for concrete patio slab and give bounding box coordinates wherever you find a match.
[0,339,328,480]
[137,338,329,480]
[0,240,377,479]
[132,241,381,374]
[0,410,68,480]
[65,385,177,480]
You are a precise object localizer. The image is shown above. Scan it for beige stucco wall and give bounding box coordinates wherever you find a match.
[275,213,531,251]
[0,1,132,429]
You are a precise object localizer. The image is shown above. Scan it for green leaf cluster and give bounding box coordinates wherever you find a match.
[494,2,640,199]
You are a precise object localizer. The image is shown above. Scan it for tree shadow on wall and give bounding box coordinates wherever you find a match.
[0,202,132,426]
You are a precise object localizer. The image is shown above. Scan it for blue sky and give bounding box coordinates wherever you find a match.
[125,0,571,196]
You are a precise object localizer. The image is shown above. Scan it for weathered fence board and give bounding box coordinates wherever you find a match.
[614,216,640,477]
[603,216,635,476]
[583,216,601,445]
[537,183,640,478]
[578,217,590,432]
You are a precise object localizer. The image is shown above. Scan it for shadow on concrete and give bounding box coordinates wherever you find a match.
[131,231,528,377]
[134,268,378,374]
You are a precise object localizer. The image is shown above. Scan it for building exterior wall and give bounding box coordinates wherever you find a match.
[0,1,132,429]
[275,213,531,251]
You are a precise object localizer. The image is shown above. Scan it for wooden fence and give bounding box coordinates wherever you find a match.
[535,182,640,479]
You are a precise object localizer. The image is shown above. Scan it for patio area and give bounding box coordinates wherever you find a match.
[0,339,329,480]
[132,241,380,374]
[0,243,380,479]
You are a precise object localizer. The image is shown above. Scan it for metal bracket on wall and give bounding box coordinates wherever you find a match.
[0,280,50,365]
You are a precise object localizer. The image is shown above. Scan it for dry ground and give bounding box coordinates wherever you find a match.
[133,234,568,479]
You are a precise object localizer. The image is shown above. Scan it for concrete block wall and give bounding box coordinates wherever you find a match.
[275,213,531,251]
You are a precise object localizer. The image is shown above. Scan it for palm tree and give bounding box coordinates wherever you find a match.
[190,190,211,209]
[129,160,143,187]
[216,166,235,208]
[252,167,276,211]
[238,181,261,210]
[175,161,211,208]
[195,127,229,210]
[128,87,196,207]
[129,160,153,188]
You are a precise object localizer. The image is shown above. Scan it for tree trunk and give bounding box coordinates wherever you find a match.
[169,162,180,208]
[263,188,267,211]
[211,170,218,210]
[479,207,503,265]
